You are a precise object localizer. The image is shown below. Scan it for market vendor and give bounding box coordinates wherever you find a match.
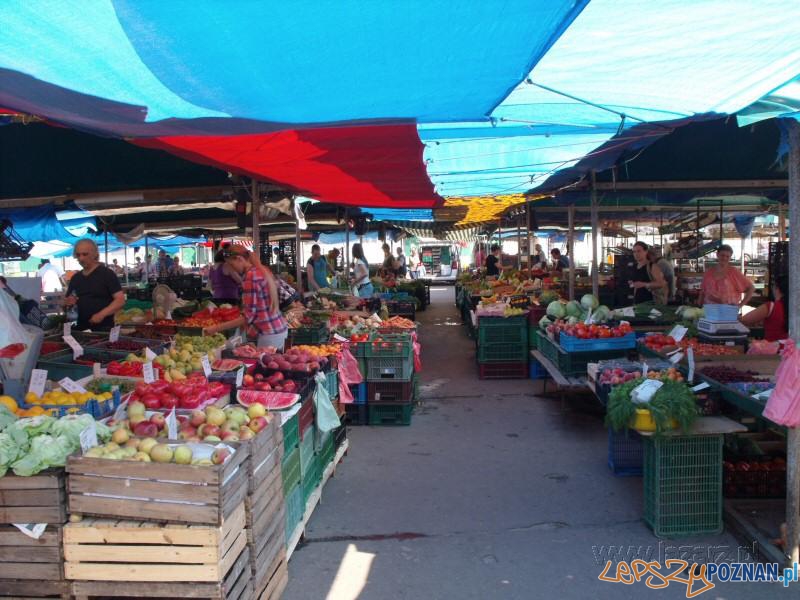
[380,243,398,276]
[646,248,675,304]
[485,244,510,277]
[204,245,289,350]
[350,243,374,298]
[64,239,125,331]
[740,275,788,341]
[629,241,667,304]
[209,247,243,304]
[549,248,571,273]
[306,244,330,292]
[699,244,755,307]
[532,244,547,268]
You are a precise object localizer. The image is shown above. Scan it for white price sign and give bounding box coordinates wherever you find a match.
[642,362,648,378]
[142,362,156,384]
[201,355,212,377]
[109,326,121,343]
[28,369,47,398]
[63,335,83,359]
[112,397,128,421]
[236,367,244,388]
[92,362,102,378]
[667,325,688,343]
[79,421,98,452]
[670,352,684,364]
[226,335,242,349]
[692,382,711,392]
[59,377,87,394]
[333,334,348,343]
[144,347,157,361]
[687,347,695,382]
[63,322,71,337]
[167,408,177,439]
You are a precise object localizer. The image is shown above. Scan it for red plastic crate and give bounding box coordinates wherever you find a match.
[477,361,528,379]
[298,398,314,437]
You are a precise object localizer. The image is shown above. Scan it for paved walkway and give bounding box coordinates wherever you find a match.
[284,288,787,599]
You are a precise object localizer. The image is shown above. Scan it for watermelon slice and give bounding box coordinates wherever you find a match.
[237,389,300,410]
[211,358,244,371]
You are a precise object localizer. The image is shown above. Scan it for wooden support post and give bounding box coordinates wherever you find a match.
[568,204,575,301]
[786,120,800,567]
[591,171,599,299]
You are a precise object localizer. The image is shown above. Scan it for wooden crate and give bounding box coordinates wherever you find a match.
[0,470,67,525]
[255,548,288,600]
[247,417,284,493]
[70,544,253,600]
[66,445,249,525]
[0,525,69,598]
[246,462,285,543]
[65,501,253,599]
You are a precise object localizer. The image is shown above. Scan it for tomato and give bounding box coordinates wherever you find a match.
[180,395,201,409]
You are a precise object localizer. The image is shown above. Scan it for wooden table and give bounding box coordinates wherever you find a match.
[530,349,589,409]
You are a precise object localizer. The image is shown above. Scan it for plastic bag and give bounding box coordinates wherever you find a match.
[412,332,422,373]
[763,342,800,426]
[314,372,341,433]
[336,346,362,404]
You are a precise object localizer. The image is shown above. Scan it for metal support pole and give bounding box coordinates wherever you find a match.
[785,120,800,567]
[516,214,522,270]
[104,226,109,265]
[124,244,129,286]
[780,203,787,241]
[590,171,599,299]
[526,201,533,276]
[568,204,575,301]
[252,180,260,255]
[144,236,149,281]
[719,200,724,246]
[344,208,350,275]
[294,201,303,290]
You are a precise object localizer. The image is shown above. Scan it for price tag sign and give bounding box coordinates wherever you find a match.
[142,362,156,384]
[92,362,102,378]
[692,382,711,392]
[687,347,695,382]
[63,322,71,337]
[668,325,688,343]
[236,367,244,388]
[621,306,636,317]
[63,335,83,359]
[109,326,121,343]
[79,421,98,452]
[59,377,87,394]
[670,352,684,364]
[201,355,212,377]
[584,309,593,325]
[145,347,157,361]
[226,335,242,349]
[167,408,177,439]
[642,362,648,378]
[112,397,129,421]
[333,334,348,343]
[28,369,47,398]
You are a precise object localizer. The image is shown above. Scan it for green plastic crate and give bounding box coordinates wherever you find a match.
[288,323,329,346]
[281,447,301,496]
[281,413,299,455]
[364,333,413,359]
[302,455,321,505]
[284,484,304,544]
[318,431,335,469]
[477,341,529,363]
[643,434,723,538]
[368,403,413,426]
[366,355,414,382]
[477,318,528,346]
[528,326,540,348]
[413,374,420,401]
[357,357,368,379]
[299,426,316,477]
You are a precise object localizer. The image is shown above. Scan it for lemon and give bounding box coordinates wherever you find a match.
[0,396,18,413]
[24,391,39,404]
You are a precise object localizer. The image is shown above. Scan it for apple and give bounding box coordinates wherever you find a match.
[179,426,197,440]
[248,403,266,419]
[190,410,206,427]
[211,448,231,465]
[138,437,158,454]
[205,406,226,427]
[238,426,255,440]
[204,435,222,442]
[221,431,239,442]
[111,428,130,445]
[202,424,221,438]
[173,445,193,465]
[124,438,141,450]
[221,420,240,435]
[133,421,158,438]
[150,413,166,428]
[149,444,174,463]
[248,416,268,433]
[128,400,146,419]
[242,374,255,387]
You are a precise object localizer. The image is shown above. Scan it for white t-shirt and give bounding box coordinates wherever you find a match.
[38,264,63,293]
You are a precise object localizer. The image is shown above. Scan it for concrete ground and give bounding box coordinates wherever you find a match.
[284,288,791,599]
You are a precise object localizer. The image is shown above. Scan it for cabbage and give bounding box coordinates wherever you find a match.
[10,434,73,476]
[593,305,611,323]
[0,406,16,432]
[0,432,21,477]
[566,316,579,325]
[546,301,566,319]
[539,316,553,330]
[565,301,583,318]
[539,291,559,305]
[7,416,53,439]
[581,294,599,311]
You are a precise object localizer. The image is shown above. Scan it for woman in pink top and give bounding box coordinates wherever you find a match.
[700,244,755,307]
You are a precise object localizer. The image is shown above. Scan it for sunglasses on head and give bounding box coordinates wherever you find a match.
[223,250,250,259]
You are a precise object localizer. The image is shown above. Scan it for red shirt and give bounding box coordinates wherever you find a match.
[242,268,288,338]
[763,298,787,342]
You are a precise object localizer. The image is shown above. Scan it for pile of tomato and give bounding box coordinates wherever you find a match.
[678,338,742,356]
[561,322,632,340]
[106,360,164,377]
[643,334,676,351]
[180,306,241,328]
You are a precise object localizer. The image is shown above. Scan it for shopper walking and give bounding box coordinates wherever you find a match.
[350,243,374,298]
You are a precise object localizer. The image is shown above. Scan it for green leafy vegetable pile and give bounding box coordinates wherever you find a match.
[605,378,698,434]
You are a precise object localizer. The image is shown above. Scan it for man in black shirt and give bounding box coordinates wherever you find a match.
[65,239,125,330]
[485,244,501,276]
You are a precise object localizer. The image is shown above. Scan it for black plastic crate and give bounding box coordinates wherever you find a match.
[366,380,414,404]
[368,403,412,426]
[344,403,368,426]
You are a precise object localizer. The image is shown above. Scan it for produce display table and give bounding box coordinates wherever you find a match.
[637,416,746,538]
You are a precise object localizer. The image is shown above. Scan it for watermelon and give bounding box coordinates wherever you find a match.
[236,390,300,410]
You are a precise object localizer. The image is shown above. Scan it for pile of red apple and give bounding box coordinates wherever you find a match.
[260,347,327,373]
[177,403,272,443]
[128,375,230,410]
[241,371,303,393]
[599,367,642,386]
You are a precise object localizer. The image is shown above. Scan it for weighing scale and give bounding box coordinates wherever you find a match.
[697,318,749,344]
